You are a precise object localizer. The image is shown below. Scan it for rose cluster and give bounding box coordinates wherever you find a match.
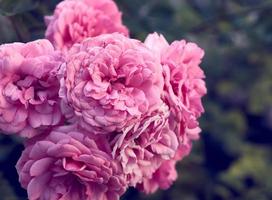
[0,0,206,199]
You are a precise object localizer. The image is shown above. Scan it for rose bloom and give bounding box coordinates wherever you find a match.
[16,125,127,200]
[112,103,179,186]
[0,40,63,137]
[135,33,206,193]
[60,33,164,134]
[45,0,129,52]
[137,143,192,194]
[145,33,207,141]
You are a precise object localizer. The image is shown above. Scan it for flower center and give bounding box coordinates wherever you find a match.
[63,157,86,172]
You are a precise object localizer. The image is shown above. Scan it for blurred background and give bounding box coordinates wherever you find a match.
[0,0,272,199]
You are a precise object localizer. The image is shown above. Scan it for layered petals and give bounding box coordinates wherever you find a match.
[60,33,164,134]
[112,103,179,186]
[137,143,192,194]
[145,33,207,141]
[45,0,129,51]
[16,125,127,200]
[0,40,63,137]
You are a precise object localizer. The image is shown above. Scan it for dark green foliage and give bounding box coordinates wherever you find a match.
[0,0,40,16]
[0,0,272,199]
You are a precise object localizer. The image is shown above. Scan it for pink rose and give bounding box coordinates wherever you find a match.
[137,144,192,194]
[45,0,129,52]
[60,33,164,134]
[0,40,63,137]
[139,160,178,194]
[16,125,127,200]
[112,103,179,186]
[133,33,207,194]
[145,33,207,141]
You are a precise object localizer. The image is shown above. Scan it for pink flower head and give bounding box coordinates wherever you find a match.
[145,33,207,141]
[139,160,178,194]
[16,125,127,200]
[0,40,63,137]
[60,33,164,134]
[137,144,192,194]
[112,103,179,186]
[45,0,129,52]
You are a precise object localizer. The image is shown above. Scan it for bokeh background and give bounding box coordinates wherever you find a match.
[0,0,272,199]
